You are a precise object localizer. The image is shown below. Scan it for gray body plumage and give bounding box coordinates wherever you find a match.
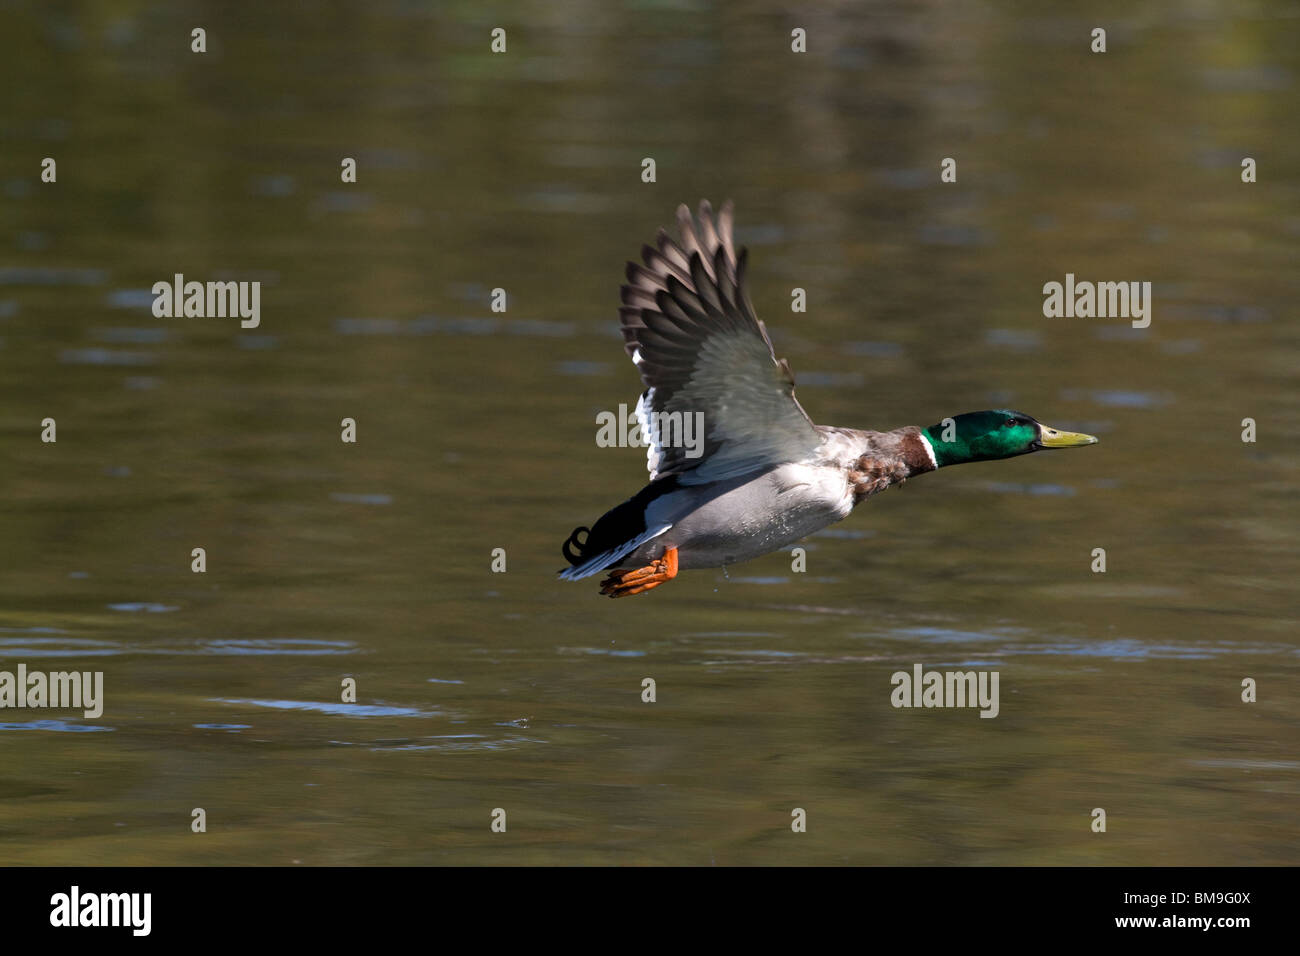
[564,425,933,578]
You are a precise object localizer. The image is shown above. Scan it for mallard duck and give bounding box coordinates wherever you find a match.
[560,200,1097,597]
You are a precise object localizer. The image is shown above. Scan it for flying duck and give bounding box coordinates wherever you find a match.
[560,200,1098,597]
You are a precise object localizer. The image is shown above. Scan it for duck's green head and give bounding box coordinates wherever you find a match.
[922,410,1097,467]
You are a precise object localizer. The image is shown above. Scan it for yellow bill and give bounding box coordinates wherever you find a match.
[1036,423,1099,448]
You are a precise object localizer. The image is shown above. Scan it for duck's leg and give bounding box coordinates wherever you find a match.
[599,546,679,598]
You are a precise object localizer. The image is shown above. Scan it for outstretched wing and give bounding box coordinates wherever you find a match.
[619,200,822,485]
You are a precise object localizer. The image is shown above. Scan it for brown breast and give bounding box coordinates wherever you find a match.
[847,428,936,503]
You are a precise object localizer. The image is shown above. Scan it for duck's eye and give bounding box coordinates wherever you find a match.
[1004,418,1018,428]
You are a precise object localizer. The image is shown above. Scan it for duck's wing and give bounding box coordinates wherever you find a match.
[619,200,822,485]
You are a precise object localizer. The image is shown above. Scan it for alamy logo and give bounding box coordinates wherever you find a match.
[890,663,1000,718]
[50,886,150,936]
[152,273,261,328]
[595,403,705,459]
[0,665,103,718]
[1042,273,1151,328]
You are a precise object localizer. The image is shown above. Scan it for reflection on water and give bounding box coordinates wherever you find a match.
[0,1,1297,865]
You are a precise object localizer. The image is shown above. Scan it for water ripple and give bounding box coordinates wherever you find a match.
[369,734,545,752]
[0,719,113,733]
[0,636,357,658]
[197,639,357,657]
[211,698,436,718]
[329,492,393,506]
[557,646,645,657]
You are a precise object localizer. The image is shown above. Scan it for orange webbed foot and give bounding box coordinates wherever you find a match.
[598,547,679,598]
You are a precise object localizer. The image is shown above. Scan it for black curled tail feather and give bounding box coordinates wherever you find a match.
[562,526,590,567]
